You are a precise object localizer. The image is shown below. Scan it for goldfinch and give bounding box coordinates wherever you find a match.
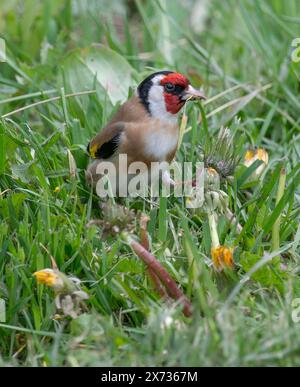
[86,70,205,194]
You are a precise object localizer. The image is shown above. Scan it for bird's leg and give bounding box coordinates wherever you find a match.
[162,170,175,187]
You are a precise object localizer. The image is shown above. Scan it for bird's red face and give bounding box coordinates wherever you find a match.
[137,70,206,121]
[160,72,206,114]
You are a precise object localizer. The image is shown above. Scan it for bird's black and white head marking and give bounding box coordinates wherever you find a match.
[137,71,173,112]
[137,70,178,122]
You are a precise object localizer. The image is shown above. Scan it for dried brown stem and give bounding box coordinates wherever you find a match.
[140,215,169,298]
[40,243,59,270]
[147,268,170,299]
[140,215,150,252]
[130,240,193,317]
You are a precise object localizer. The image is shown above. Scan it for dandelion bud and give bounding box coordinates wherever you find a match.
[204,190,228,213]
[205,168,220,191]
[204,127,239,179]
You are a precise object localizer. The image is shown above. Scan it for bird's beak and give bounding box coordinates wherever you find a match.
[182,85,206,101]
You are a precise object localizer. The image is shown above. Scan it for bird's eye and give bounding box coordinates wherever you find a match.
[164,83,175,92]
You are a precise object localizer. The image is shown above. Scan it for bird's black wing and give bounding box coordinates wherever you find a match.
[94,133,121,159]
[87,122,124,159]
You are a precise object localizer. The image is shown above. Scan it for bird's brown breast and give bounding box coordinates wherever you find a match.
[119,118,179,166]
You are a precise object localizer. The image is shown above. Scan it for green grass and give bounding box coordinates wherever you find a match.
[0,0,300,366]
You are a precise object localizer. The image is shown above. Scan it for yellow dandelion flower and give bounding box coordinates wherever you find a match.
[54,186,61,194]
[33,269,64,291]
[211,246,234,271]
[244,150,255,162]
[33,268,89,318]
[244,148,269,179]
[256,148,269,164]
[244,148,268,165]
